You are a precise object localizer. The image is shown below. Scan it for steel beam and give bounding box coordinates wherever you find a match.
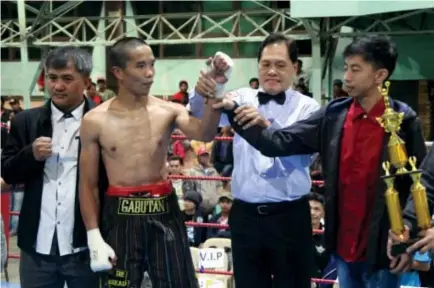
[1,10,309,47]
[9,0,40,16]
[17,0,31,109]
[29,35,311,47]
[324,29,434,38]
[26,1,84,39]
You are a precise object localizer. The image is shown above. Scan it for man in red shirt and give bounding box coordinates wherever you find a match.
[172,80,189,105]
[86,82,103,105]
[217,35,430,287]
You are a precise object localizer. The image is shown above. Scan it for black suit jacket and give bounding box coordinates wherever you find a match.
[1,98,96,253]
[225,97,431,273]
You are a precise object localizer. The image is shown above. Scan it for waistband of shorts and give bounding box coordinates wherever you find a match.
[106,181,173,197]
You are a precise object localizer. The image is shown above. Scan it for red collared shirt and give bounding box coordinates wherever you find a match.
[336,98,385,262]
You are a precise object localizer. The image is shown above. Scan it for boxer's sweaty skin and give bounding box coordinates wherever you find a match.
[89,97,176,186]
[79,43,222,233]
[79,95,221,231]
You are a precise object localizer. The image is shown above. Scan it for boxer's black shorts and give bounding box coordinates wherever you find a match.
[99,186,198,288]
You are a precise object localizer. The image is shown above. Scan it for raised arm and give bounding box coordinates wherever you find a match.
[223,104,324,157]
[174,99,221,142]
[79,114,101,231]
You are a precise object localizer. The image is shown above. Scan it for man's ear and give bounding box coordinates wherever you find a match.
[83,77,92,90]
[375,68,389,85]
[111,67,123,81]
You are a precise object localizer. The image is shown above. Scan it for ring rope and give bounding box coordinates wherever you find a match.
[171,135,233,141]
[185,221,324,235]
[168,174,325,186]
[195,269,337,284]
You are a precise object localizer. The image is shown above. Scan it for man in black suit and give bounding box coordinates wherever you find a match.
[214,35,431,287]
[1,47,97,288]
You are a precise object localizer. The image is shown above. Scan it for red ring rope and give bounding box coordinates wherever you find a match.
[185,221,324,234]
[171,135,233,141]
[168,174,324,186]
[195,269,337,284]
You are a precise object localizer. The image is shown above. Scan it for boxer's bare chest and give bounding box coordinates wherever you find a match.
[98,106,174,184]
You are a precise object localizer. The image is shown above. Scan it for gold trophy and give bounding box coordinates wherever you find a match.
[377,81,432,256]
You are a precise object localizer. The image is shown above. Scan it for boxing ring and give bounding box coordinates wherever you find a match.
[2,134,432,288]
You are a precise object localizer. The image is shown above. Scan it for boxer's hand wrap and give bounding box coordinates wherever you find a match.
[87,229,116,272]
[207,51,234,99]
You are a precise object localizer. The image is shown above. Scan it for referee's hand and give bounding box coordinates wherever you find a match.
[212,92,236,111]
[233,105,271,130]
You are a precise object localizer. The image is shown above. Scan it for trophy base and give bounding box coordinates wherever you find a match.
[381,169,421,179]
[391,238,420,257]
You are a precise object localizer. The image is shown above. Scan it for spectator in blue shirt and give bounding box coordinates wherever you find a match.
[399,252,431,286]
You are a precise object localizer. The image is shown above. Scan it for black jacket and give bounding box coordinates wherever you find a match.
[1,98,96,253]
[182,208,208,247]
[312,223,330,278]
[210,138,233,165]
[225,97,432,273]
[207,213,231,239]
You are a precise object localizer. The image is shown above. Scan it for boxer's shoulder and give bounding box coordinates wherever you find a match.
[156,96,188,116]
[81,102,109,138]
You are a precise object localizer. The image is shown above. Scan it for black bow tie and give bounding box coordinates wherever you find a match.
[63,112,73,119]
[257,91,286,105]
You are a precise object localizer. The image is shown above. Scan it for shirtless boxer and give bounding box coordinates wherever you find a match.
[79,37,233,288]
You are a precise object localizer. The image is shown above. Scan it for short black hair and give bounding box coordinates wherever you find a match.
[297,59,303,68]
[306,192,324,206]
[44,46,92,77]
[179,80,188,87]
[249,78,258,84]
[333,79,343,88]
[257,33,298,63]
[109,37,149,69]
[169,155,183,165]
[343,35,398,79]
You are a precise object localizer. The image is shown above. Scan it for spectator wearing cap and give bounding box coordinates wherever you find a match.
[332,79,348,99]
[187,147,223,214]
[191,139,213,156]
[172,80,189,106]
[9,98,23,114]
[96,77,116,101]
[182,191,208,247]
[207,192,233,239]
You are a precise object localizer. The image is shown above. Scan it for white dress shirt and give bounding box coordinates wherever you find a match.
[36,102,85,256]
[189,88,320,203]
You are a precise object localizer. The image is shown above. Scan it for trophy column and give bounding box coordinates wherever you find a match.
[377,81,432,256]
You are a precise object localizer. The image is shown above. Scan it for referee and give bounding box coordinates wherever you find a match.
[189,33,320,288]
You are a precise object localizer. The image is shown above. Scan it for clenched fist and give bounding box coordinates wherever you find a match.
[206,53,232,84]
[32,137,52,161]
[195,70,217,99]
[196,52,234,99]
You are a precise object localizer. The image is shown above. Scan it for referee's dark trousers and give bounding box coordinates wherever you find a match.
[229,196,314,288]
